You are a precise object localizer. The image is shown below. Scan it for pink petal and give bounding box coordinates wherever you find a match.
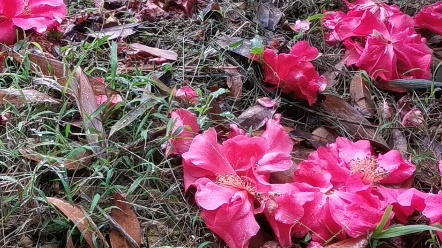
[290,41,320,61]
[194,178,235,210]
[329,190,385,238]
[223,135,266,172]
[0,19,17,44]
[263,184,308,247]
[182,128,235,190]
[293,160,333,192]
[291,20,311,32]
[378,150,416,185]
[175,86,199,105]
[293,190,343,242]
[335,137,373,164]
[201,190,259,248]
[166,109,200,156]
[226,124,247,138]
[415,2,442,35]
[257,97,277,108]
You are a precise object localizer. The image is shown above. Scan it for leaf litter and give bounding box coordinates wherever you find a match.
[2,0,442,247]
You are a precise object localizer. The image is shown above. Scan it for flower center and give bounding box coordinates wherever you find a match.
[349,157,390,185]
[216,174,259,198]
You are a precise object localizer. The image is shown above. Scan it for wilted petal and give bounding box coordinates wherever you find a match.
[401,108,425,127]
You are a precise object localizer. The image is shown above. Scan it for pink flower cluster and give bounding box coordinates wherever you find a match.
[322,0,433,81]
[260,41,327,106]
[0,0,67,44]
[167,108,442,247]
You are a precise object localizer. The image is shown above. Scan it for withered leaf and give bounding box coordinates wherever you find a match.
[0,89,60,106]
[47,197,107,248]
[109,193,142,248]
[19,149,91,171]
[321,95,389,151]
[326,237,368,248]
[128,43,178,61]
[223,63,243,98]
[349,72,376,118]
[236,102,277,131]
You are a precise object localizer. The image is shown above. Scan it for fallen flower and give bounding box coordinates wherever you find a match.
[166,109,200,156]
[401,108,424,127]
[261,41,327,105]
[0,0,67,44]
[293,137,417,241]
[174,86,198,105]
[322,11,347,45]
[415,2,442,35]
[344,0,402,21]
[338,11,432,81]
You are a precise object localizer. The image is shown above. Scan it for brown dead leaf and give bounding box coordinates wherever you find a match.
[321,95,389,151]
[255,1,283,31]
[87,23,138,39]
[109,193,142,248]
[326,237,368,248]
[349,72,376,118]
[392,129,408,157]
[47,197,107,248]
[19,149,92,171]
[322,58,346,88]
[127,43,178,61]
[216,36,251,58]
[0,89,60,106]
[312,126,338,144]
[236,100,278,131]
[223,63,242,98]
[70,67,106,155]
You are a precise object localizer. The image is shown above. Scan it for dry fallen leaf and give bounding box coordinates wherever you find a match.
[326,237,368,248]
[70,67,106,155]
[87,23,138,39]
[223,63,243,98]
[349,72,376,118]
[127,43,178,61]
[321,95,389,151]
[19,149,91,171]
[255,1,283,30]
[235,100,278,131]
[109,193,142,248]
[0,89,60,106]
[47,197,107,248]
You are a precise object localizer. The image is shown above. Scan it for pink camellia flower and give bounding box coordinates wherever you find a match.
[337,10,432,81]
[182,116,303,247]
[0,0,67,44]
[262,41,327,105]
[423,191,442,240]
[415,2,442,35]
[344,0,402,21]
[174,86,198,105]
[401,108,424,127]
[166,109,200,156]
[292,137,417,242]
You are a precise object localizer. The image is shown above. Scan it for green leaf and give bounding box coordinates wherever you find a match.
[372,205,393,237]
[250,36,264,55]
[229,40,243,50]
[308,13,324,21]
[374,225,442,239]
